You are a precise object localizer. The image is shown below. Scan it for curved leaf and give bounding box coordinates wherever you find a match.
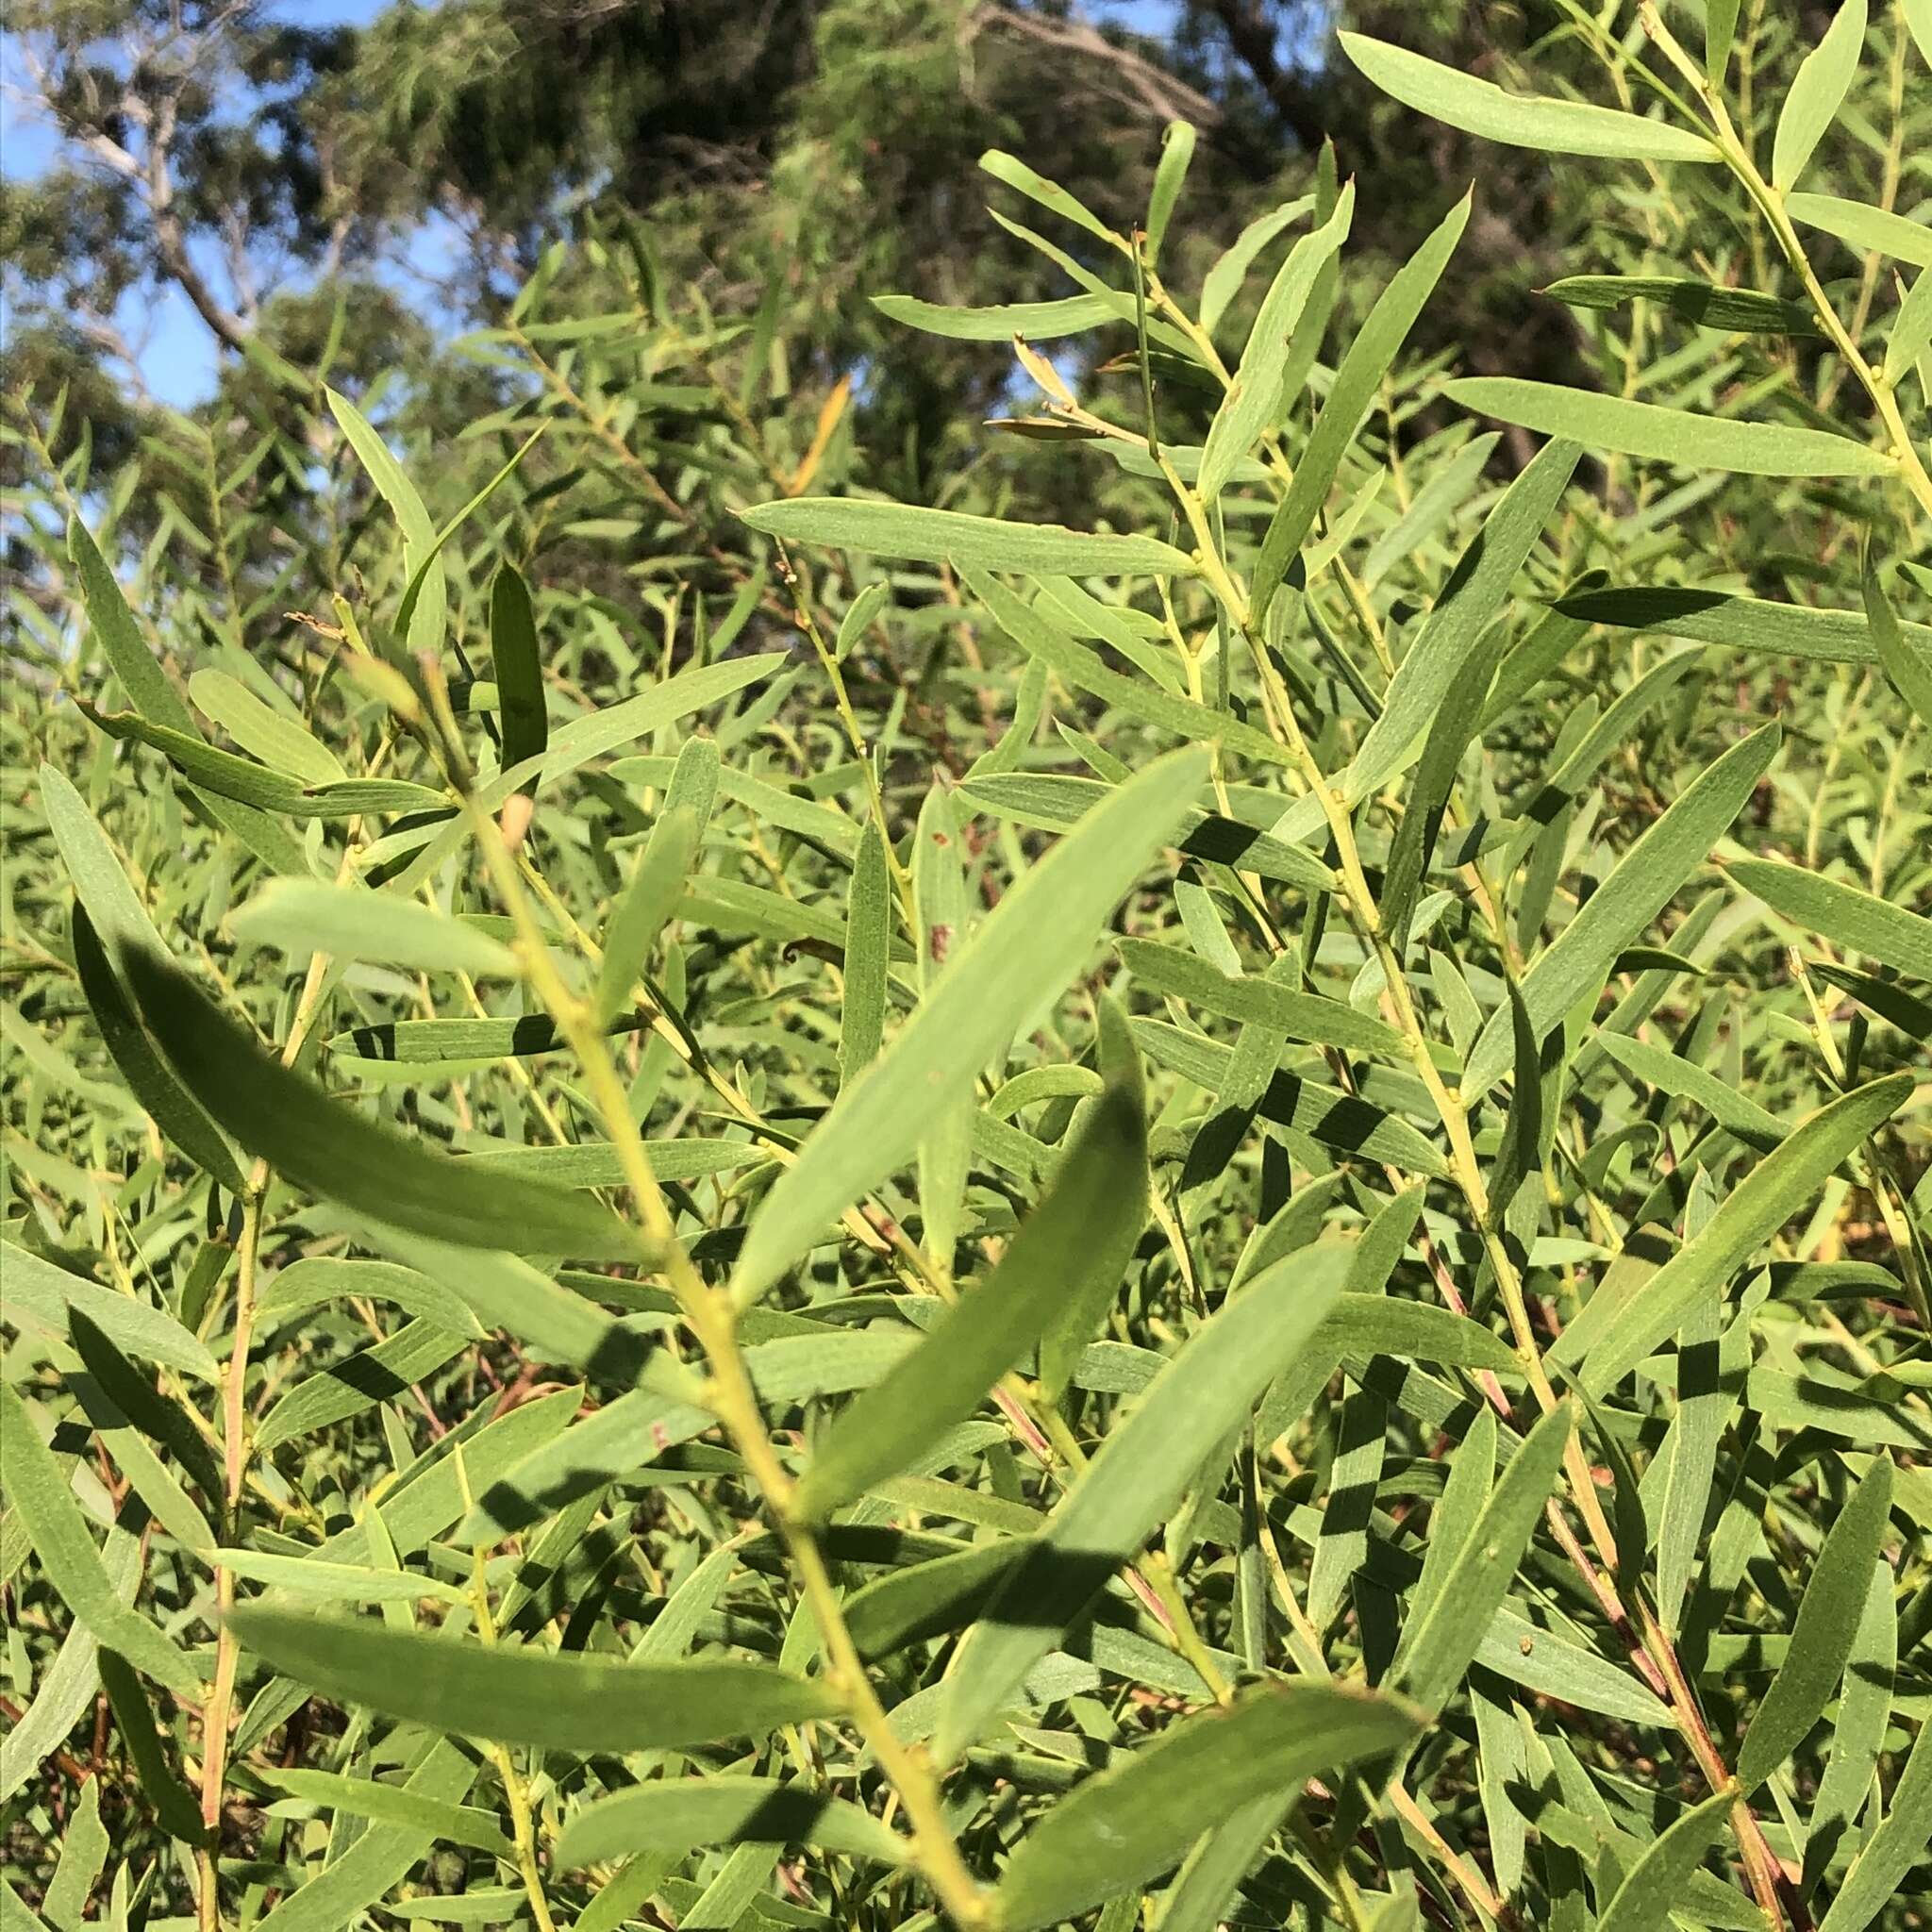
[730,746,1207,1305]
[741,497,1195,577]
[122,946,646,1260]
[228,1607,841,1753]
[1444,377,1896,476]
[1340,33,1720,162]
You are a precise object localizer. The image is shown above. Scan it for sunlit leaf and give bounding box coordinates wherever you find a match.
[228,1607,841,1753]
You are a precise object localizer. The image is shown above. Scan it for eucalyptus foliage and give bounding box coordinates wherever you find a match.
[4,8,1930,1932]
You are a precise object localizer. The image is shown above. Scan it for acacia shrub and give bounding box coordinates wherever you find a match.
[3,6,1930,1931]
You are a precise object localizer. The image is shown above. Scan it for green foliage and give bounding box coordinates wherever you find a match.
[3,7,1929,1932]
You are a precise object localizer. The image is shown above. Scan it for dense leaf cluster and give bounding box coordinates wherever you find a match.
[3,7,1930,1932]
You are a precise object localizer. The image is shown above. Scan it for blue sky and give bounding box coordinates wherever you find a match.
[2,0,400,408]
[4,0,1295,409]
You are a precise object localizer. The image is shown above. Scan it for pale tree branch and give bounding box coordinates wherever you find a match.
[14,16,256,356]
[1193,0,1329,154]
[968,6,1221,129]
[142,80,252,351]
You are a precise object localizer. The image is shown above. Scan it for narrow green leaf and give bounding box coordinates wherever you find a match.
[374,1231,651,1380]
[1321,1298,1514,1375]
[1559,1073,1913,1395]
[872,292,1119,341]
[1276,440,1586,850]
[228,1607,841,1753]
[67,520,307,872]
[68,1308,224,1502]
[1805,1555,1897,1893]
[1253,191,1472,611]
[326,385,445,658]
[0,1381,201,1695]
[1339,33,1720,161]
[1144,119,1196,260]
[251,1740,477,1932]
[963,773,1329,888]
[838,820,891,1090]
[1380,618,1508,951]
[1393,1402,1573,1715]
[78,703,448,819]
[833,582,890,665]
[593,805,698,1024]
[328,1012,643,1067]
[0,1531,140,1806]
[451,1141,753,1191]
[1464,722,1781,1093]
[42,1774,106,1932]
[1867,560,1932,727]
[326,387,434,545]
[1117,938,1407,1058]
[451,1387,713,1543]
[979,148,1119,242]
[71,908,249,1190]
[45,761,256,1181]
[70,517,193,730]
[1479,1608,1671,1726]
[1597,1791,1738,1932]
[842,1541,1018,1660]
[741,497,1195,578]
[233,882,522,976]
[1365,432,1502,590]
[123,946,645,1260]
[1707,0,1743,77]
[1444,377,1896,476]
[254,1319,469,1450]
[1541,274,1821,335]
[1886,266,1932,382]
[913,781,972,1269]
[557,1778,907,1870]
[936,1243,1350,1761]
[1399,1407,1495,1669]
[6,1872,53,1931]
[489,564,548,793]
[96,1650,208,1843]
[314,1386,578,1569]
[535,654,786,784]
[1738,1457,1893,1791]
[66,1353,218,1561]
[1811,962,1932,1039]
[1199,197,1312,338]
[0,1240,216,1381]
[994,1682,1422,1930]
[1130,1018,1450,1174]
[1818,1713,1932,1932]
[1554,582,1930,663]
[264,1768,509,1854]
[793,1074,1145,1524]
[1154,1794,1297,1932]
[1729,856,1932,979]
[730,746,1206,1305]
[1596,1032,1785,1152]
[188,670,344,785]
[1487,984,1545,1231]
[1783,193,1932,267]
[1774,0,1868,190]
[969,573,1289,765]
[1038,998,1149,1401]
[1908,0,1932,66]
[1199,184,1354,499]
[217,1549,467,1605]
